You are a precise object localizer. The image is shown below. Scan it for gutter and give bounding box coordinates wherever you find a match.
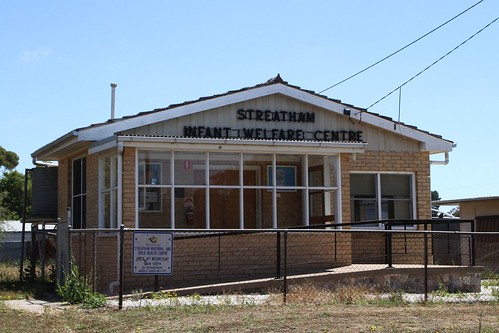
[430,152,450,165]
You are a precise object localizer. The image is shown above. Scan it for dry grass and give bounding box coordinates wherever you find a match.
[1,262,498,332]
[1,298,498,332]
[281,283,378,305]
[0,261,55,301]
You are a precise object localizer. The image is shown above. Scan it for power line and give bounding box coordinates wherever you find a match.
[366,15,499,110]
[318,0,486,94]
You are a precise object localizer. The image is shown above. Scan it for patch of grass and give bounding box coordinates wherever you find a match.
[0,260,55,300]
[1,297,499,332]
[282,283,409,306]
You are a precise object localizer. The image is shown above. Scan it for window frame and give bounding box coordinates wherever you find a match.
[350,171,416,228]
[99,154,118,228]
[136,149,341,229]
[72,156,87,229]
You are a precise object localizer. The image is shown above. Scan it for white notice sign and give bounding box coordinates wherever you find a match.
[132,231,173,275]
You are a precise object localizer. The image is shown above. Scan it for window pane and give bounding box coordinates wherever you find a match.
[138,151,171,185]
[209,153,240,186]
[174,187,206,229]
[103,192,110,228]
[350,173,377,224]
[243,188,259,228]
[243,153,270,186]
[73,159,81,195]
[308,156,324,187]
[111,156,118,188]
[276,154,302,187]
[381,174,411,198]
[381,174,412,220]
[277,189,304,227]
[139,189,171,228]
[350,174,376,197]
[81,195,86,229]
[210,188,240,228]
[72,157,86,229]
[81,158,86,193]
[103,157,111,189]
[381,199,412,220]
[174,152,206,185]
[111,189,117,228]
[309,190,336,225]
[138,188,162,212]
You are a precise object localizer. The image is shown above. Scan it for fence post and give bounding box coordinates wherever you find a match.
[470,221,476,266]
[424,228,429,302]
[119,224,125,310]
[385,222,393,268]
[30,224,38,282]
[276,231,281,278]
[283,230,288,304]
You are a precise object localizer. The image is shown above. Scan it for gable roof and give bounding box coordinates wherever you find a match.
[32,75,454,161]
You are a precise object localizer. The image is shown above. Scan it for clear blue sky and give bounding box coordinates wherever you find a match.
[1,1,498,202]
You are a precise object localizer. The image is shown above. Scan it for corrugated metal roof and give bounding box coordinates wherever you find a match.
[434,196,499,205]
[72,74,450,143]
[33,75,454,160]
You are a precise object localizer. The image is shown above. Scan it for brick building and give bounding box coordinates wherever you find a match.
[32,75,455,291]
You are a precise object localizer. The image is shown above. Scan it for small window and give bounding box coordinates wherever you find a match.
[72,157,87,229]
[99,155,118,228]
[350,173,414,226]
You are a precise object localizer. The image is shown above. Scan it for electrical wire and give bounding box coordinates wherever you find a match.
[366,15,499,110]
[318,0,486,94]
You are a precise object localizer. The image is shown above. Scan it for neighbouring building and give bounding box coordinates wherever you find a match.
[31,75,456,291]
[435,196,499,270]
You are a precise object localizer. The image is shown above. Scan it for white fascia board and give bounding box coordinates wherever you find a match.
[359,112,454,153]
[88,136,118,155]
[274,86,454,153]
[31,131,79,160]
[76,84,289,141]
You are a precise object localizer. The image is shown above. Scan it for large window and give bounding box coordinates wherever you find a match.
[72,157,87,229]
[350,173,414,226]
[99,154,118,228]
[137,150,340,229]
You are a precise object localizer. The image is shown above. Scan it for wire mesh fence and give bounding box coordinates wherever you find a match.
[57,220,499,307]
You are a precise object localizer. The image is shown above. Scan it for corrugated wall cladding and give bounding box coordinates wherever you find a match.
[122,95,421,152]
[31,167,58,219]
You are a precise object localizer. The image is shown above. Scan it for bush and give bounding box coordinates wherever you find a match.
[56,261,106,308]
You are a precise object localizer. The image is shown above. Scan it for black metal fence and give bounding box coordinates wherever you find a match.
[55,219,499,308]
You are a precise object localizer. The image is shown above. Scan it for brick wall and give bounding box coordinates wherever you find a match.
[71,231,354,293]
[86,154,98,228]
[122,147,136,228]
[57,158,70,219]
[341,151,432,264]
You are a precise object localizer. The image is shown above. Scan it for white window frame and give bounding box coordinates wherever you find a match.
[98,154,118,228]
[71,156,87,229]
[350,171,416,228]
[135,149,341,229]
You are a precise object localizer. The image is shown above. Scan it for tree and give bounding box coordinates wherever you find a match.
[0,170,29,220]
[431,190,441,217]
[0,147,21,242]
[0,146,19,173]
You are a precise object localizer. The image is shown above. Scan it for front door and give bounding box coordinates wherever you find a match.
[193,170,258,229]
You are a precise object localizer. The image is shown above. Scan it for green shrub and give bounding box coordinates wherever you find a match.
[56,260,106,308]
[82,291,107,309]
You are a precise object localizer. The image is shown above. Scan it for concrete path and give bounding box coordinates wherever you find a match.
[3,298,68,314]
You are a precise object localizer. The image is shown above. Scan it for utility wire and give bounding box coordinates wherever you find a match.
[318,0,486,94]
[366,15,499,110]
